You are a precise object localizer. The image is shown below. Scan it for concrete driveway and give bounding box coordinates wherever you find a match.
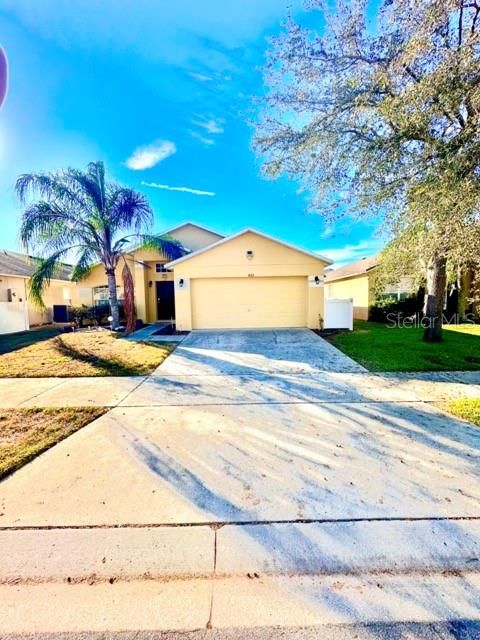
[1,329,480,633]
[1,328,479,525]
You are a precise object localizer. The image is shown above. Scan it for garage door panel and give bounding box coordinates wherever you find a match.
[191,277,307,329]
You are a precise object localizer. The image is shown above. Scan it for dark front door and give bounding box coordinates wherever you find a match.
[156,281,175,320]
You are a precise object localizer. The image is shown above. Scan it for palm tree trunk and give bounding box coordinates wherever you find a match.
[106,269,120,329]
[423,255,447,342]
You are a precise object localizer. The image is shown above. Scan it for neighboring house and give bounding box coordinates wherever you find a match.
[324,255,415,320]
[0,250,77,334]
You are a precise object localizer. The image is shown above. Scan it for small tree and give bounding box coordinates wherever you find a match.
[254,0,480,340]
[16,161,184,329]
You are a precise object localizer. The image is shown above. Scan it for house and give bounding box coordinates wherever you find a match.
[79,222,331,330]
[0,250,78,334]
[79,222,225,324]
[165,228,331,330]
[2,222,332,333]
[324,255,415,320]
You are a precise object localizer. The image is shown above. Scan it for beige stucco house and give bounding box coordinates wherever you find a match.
[78,222,331,330]
[165,227,331,330]
[324,255,416,320]
[0,249,79,334]
[324,256,378,320]
[1,222,332,334]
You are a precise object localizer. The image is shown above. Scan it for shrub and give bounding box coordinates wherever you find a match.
[69,303,125,328]
[369,294,422,323]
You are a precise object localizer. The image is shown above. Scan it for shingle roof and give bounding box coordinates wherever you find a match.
[0,249,73,281]
[324,255,378,283]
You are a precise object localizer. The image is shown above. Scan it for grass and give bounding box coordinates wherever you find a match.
[0,330,175,377]
[0,407,106,479]
[0,326,63,355]
[440,398,480,426]
[328,320,480,372]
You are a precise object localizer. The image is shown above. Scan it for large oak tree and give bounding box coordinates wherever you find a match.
[254,0,480,340]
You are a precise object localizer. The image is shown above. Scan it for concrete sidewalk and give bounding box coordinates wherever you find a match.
[3,622,480,639]
[1,572,480,635]
[1,370,480,408]
[0,375,146,408]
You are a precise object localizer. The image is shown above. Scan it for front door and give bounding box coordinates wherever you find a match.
[156,281,175,320]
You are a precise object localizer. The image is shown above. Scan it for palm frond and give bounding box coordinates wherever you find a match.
[20,201,85,251]
[15,172,82,207]
[136,234,187,261]
[71,246,99,282]
[64,167,105,216]
[86,161,105,210]
[107,187,153,234]
[27,250,71,309]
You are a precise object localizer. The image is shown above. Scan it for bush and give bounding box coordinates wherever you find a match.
[369,294,422,323]
[69,304,125,328]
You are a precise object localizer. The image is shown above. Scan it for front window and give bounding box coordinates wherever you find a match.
[155,263,168,273]
[93,285,110,306]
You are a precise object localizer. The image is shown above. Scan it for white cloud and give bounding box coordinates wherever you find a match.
[321,239,384,267]
[192,117,224,135]
[141,181,215,197]
[320,225,334,240]
[188,72,213,82]
[125,140,176,170]
[189,130,215,146]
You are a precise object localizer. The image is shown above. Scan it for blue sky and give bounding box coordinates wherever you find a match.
[0,0,383,265]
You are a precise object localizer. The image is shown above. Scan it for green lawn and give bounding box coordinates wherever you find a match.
[0,407,106,479]
[0,330,175,377]
[441,398,480,426]
[328,320,480,371]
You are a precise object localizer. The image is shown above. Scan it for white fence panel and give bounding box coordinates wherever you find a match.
[324,298,353,330]
[0,301,29,334]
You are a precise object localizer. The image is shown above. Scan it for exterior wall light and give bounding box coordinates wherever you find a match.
[314,276,320,285]
[178,278,185,288]
[148,280,153,287]
[246,250,254,259]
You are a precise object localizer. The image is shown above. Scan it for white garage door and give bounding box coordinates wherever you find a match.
[191,276,307,329]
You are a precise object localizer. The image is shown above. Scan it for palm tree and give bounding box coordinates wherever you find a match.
[16,161,184,328]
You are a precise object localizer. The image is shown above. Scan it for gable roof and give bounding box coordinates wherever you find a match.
[324,255,378,283]
[0,249,73,281]
[160,221,225,240]
[125,221,223,258]
[165,228,333,268]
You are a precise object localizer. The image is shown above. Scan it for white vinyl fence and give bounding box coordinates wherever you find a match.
[324,298,353,331]
[0,301,29,334]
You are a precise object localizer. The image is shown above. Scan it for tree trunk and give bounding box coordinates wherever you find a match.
[106,269,120,329]
[457,268,472,321]
[423,255,447,342]
[122,262,136,334]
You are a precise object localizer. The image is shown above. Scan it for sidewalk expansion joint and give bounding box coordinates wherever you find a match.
[16,378,68,408]
[116,400,444,408]
[2,514,479,531]
[2,567,479,588]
